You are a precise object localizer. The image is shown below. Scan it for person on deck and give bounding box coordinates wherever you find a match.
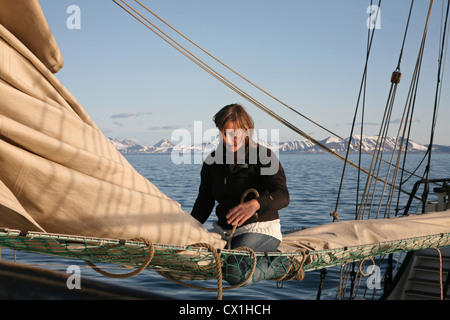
[191,103,299,286]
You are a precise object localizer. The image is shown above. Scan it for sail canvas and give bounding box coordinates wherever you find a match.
[0,0,225,248]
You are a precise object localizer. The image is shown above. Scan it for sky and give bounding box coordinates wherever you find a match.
[40,0,450,147]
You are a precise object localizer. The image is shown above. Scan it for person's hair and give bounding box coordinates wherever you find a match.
[213,103,254,133]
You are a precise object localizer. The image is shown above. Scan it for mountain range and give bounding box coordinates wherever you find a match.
[109,135,450,154]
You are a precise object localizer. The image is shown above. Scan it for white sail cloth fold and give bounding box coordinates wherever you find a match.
[0,5,225,248]
[280,210,450,252]
[0,0,63,73]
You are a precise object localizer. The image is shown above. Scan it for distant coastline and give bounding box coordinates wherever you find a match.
[109,136,450,155]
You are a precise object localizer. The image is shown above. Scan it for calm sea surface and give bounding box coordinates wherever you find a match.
[2,152,449,300]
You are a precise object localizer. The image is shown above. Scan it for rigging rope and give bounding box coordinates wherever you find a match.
[131,0,419,181]
[337,0,437,299]
[433,247,444,300]
[132,0,426,188]
[112,0,417,198]
[333,0,381,221]
[357,0,433,221]
[337,0,382,296]
[423,0,450,204]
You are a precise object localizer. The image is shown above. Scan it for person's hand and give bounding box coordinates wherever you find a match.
[226,199,260,227]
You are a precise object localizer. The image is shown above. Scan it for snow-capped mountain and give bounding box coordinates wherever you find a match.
[108,136,449,154]
[153,138,176,149]
[281,135,430,153]
[109,138,175,154]
[278,139,316,152]
[108,138,141,150]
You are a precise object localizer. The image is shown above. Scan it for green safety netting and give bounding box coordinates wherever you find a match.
[1,227,449,283]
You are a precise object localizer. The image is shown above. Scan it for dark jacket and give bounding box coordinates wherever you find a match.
[191,143,289,230]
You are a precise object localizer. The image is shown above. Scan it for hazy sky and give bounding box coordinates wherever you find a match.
[40,0,450,146]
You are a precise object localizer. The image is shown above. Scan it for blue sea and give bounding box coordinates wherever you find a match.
[1,152,449,300]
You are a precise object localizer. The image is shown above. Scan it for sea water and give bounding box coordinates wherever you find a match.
[1,152,449,300]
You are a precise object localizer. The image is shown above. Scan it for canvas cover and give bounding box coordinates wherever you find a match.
[280,209,450,252]
[0,4,225,248]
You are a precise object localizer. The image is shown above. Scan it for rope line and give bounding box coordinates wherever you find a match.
[112,0,418,199]
[227,188,260,250]
[356,0,434,221]
[334,0,381,219]
[432,247,444,300]
[86,237,154,279]
[132,0,425,185]
[156,243,257,300]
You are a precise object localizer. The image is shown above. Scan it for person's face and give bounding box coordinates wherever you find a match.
[222,121,246,152]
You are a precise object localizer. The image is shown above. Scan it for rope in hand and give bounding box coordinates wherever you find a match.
[227,188,260,250]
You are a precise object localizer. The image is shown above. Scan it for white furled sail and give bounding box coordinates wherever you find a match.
[280,210,450,254]
[0,0,225,248]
